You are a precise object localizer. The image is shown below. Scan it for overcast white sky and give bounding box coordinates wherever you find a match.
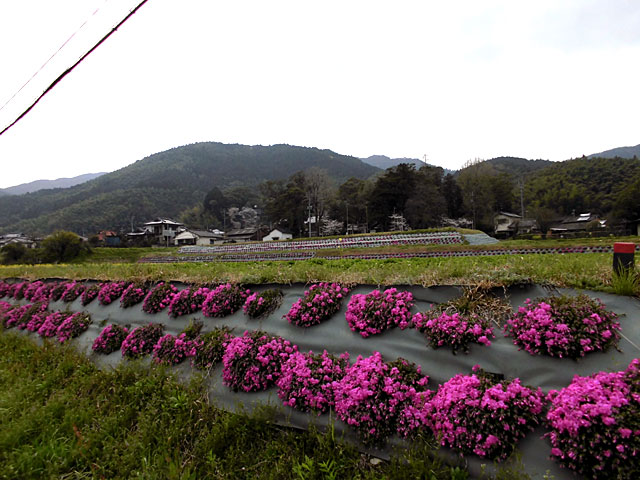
[1,0,639,188]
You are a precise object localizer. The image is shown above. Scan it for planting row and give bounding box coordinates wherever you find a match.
[0,299,637,479]
[177,231,463,255]
[0,279,624,359]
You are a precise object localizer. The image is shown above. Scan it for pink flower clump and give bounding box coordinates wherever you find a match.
[61,281,85,303]
[277,350,350,414]
[81,284,100,306]
[425,366,545,460]
[121,323,165,359]
[222,330,297,392]
[38,311,72,338]
[546,358,640,478]
[98,281,129,306]
[191,327,233,370]
[56,312,91,343]
[413,310,494,354]
[505,294,621,359]
[120,282,148,309]
[142,282,178,314]
[92,324,130,354]
[202,283,250,318]
[168,286,210,318]
[345,288,414,337]
[243,289,283,319]
[332,352,430,444]
[152,333,198,365]
[285,283,349,327]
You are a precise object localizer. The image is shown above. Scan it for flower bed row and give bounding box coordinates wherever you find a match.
[2,303,636,478]
[0,280,625,359]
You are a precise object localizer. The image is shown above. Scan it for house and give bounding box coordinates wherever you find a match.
[96,230,121,247]
[143,218,184,246]
[494,212,540,238]
[174,229,224,246]
[262,228,293,242]
[225,228,261,243]
[0,233,37,249]
[550,212,605,235]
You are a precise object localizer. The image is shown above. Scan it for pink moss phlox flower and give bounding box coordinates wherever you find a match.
[345,288,414,337]
[81,284,101,306]
[243,288,283,319]
[92,324,130,354]
[120,282,148,309]
[142,282,179,314]
[277,350,350,414]
[152,333,198,365]
[222,330,297,392]
[168,286,210,317]
[60,281,85,303]
[56,312,92,343]
[505,294,621,359]
[191,327,234,370]
[333,352,430,445]
[37,310,72,337]
[98,281,129,306]
[285,283,350,327]
[413,309,495,354]
[202,283,249,318]
[545,358,640,478]
[121,323,165,358]
[425,368,545,460]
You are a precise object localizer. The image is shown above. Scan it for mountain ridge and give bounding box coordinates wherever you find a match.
[0,172,107,196]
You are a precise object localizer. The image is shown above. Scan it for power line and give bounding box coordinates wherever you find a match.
[0,0,108,115]
[0,0,149,138]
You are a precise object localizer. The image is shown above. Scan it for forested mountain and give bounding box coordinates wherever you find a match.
[481,157,553,177]
[0,143,379,235]
[587,144,640,159]
[361,155,426,170]
[0,172,107,196]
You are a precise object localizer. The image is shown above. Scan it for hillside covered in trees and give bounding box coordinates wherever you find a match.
[1,140,639,237]
[0,143,378,235]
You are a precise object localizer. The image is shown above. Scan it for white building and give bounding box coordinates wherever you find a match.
[174,229,224,246]
[262,228,293,242]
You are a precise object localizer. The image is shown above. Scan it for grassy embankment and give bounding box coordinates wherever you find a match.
[0,333,485,479]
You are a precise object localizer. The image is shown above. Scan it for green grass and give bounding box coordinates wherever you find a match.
[0,332,473,479]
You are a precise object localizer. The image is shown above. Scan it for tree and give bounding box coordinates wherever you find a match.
[442,173,464,218]
[457,159,496,230]
[303,168,334,236]
[0,243,28,265]
[41,231,88,263]
[368,164,418,230]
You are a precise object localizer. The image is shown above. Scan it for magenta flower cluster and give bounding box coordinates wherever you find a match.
[284,283,349,327]
[222,330,297,392]
[243,288,283,319]
[142,282,178,314]
[413,310,494,354]
[38,311,72,337]
[3,302,47,330]
[120,282,148,309]
[333,352,430,444]
[345,288,414,337]
[61,281,85,303]
[81,284,100,306]
[92,324,130,354]
[56,312,91,343]
[202,283,250,318]
[191,327,233,370]
[546,358,639,478]
[277,350,350,414]
[98,281,128,306]
[152,333,198,365]
[425,366,545,460]
[168,286,210,317]
[121,323,165,359]
[505,294,621,359]
[49,282,68,302]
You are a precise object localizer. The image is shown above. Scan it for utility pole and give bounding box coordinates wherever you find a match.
[518,177,525,219]
[345,202,349,235]
[307,198,312,238]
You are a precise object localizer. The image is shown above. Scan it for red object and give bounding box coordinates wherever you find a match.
[614,242,635,254]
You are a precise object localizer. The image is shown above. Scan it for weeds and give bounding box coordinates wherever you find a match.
[610,268,639,296]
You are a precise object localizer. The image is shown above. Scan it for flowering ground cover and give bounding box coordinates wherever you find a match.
[202,283,250,318]
[120,282,148,308]
[56,312,91,343]
[92,324,130,354]
[142,282,178,314]
[168,285,210,317]
[121,323,165,359]
[38,311,72,337]
[191,326,233,370]
[152,333,197,365]
[285,283,349,327]
[345,288,413,337]
[546,358,640,479]
[243,288,283,319]
[81,284,100,306]
[98,281,129,306]
[222,330,297,392]
[505,293,621,358]
[333,352,430,445]
[277,350,350,414]
[425,366,545,460]
[61,281,85,303]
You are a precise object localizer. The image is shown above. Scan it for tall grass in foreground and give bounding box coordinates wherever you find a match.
[610,268,640,296]
[0,333,483,479]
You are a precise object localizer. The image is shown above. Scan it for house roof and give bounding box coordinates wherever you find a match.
[226,228,257,236]
[496,212,522,218]
[269,227,293,235]
[144,218,184,227]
